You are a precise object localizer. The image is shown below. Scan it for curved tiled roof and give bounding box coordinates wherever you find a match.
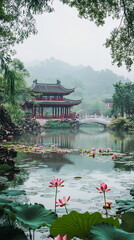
[26,98,82,106]
[32,79,75,95]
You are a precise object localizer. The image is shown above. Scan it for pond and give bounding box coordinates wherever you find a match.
[3,125,134,239]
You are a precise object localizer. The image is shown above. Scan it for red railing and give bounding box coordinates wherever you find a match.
[30,114,74,119]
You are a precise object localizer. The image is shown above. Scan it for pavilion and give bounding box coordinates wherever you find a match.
[23,79,82,119]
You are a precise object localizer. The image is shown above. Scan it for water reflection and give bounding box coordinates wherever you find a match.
[18,126,134,154]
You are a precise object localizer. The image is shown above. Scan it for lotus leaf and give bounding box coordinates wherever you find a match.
[120,212,134,232]
[130,188,134,198]
[90,223,134,240]
[12,203,57,230]
[116,200,134,214]
[50,211,119,240]
[0,226,28,240]
[0,189,26,196]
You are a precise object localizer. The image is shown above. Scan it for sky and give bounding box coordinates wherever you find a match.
[14,0,134,81]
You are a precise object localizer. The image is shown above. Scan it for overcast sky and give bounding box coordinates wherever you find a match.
[14,0,134,81]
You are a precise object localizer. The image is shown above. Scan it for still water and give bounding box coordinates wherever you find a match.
[8,125,134,239]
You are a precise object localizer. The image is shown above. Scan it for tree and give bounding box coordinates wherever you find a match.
[61,0,134,71]
[0,58,31,121]
[0,0,53,67]
[0,0,134,71]
[112,81,134,117]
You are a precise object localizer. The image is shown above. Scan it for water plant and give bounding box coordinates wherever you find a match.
[56,196,70,214]
[49,178,64,213]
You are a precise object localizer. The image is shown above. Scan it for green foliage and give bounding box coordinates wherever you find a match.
[12,203,57,230]
[0,163,12,172]
[108,117,129,130]
[112,81,134,117]
[0,189,26,196]
[50,211,119,240]
[61,0,134,71]
[3,103,25,122]
[120,212,134,233]
[0,0,53,66]
[130,188,134,198]
[90,223,134,240]
[0,226,28,240]
[116,188,134,214]
[45,120,70,128]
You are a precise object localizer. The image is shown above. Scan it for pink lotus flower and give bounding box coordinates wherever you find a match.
[33,147,39,150]
[92,151,96,157]
[112,153,118,159]
[96,182,111,193]
[99,147,103,152]
[92,147,96,151]
[78,147,81,150]
[39,146,44,148]
[58,149,62,153]
[107,148,111,152]
[56,235,67,240]
[56,196,70,207]
[20,145,25,149]
[49,178,64,187]
[2,140,7,142]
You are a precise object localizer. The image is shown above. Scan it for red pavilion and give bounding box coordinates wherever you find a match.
[24,79,82,119]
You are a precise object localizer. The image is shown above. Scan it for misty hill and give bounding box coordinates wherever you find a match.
[25,58,129,114]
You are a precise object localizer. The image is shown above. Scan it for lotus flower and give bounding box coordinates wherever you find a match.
[96,183,111,210]
[49,178,64,213]
[92,147,96,151]
[96,183,111,193]
[49,179,64,188]
[99,147,103,152]
[107,148,111,152]
[112,153,118,159]
[55,235,67,240]
[56,196,70,214]
[2,140,7,142]
[56,196,70,207]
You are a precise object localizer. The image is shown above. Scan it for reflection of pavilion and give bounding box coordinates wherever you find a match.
[22,152,74,172]
[22,130,75,149]
[38,131,75,148]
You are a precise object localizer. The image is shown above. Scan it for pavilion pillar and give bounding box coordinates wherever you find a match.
[58,107,59,117]
[52,107,54,117]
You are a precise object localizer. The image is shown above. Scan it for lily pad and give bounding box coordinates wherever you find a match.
[90,223,134,240]
[12,203,57,230]
[130,188,134,198]
[50,211,119,240]
[116,200,134,214]
[0,190,26,196]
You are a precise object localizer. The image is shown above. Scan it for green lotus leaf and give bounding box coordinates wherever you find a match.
[50,211,119,240]
[0,226,28,240]
[12,203,57,230]
[90,223,134,240]
[130,188,134,198]
[0,190,26,196]
[0,197,13,210]
[120,212,134,232]
[116,200,134,214]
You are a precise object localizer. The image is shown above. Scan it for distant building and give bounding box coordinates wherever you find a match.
[103,98,113,108]
[23,79,82,119]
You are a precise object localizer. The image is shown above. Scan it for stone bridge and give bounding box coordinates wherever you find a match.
[79,116,111,127]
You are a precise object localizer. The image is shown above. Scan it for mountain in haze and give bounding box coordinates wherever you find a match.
[24,58,130,113]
